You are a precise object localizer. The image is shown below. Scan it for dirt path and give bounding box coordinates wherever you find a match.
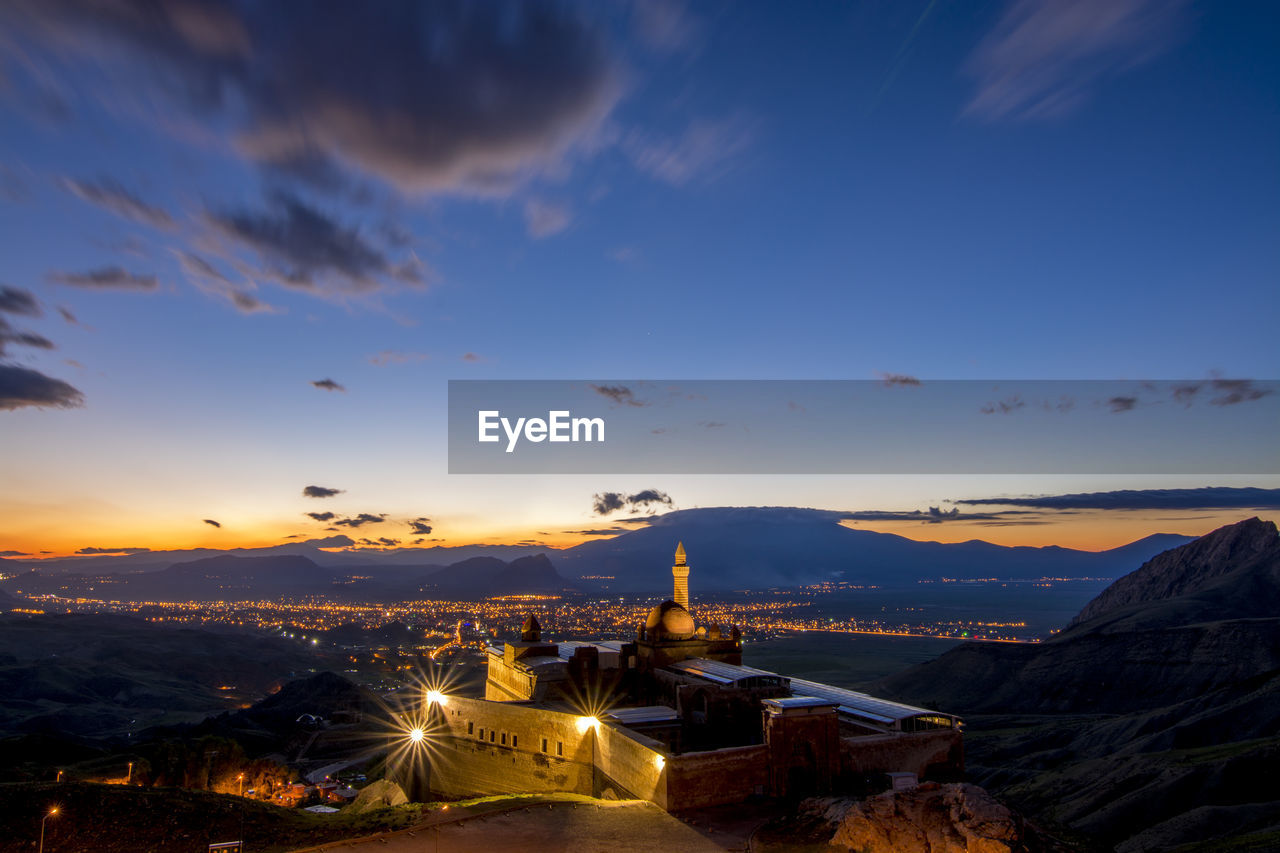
[294,799,730,852]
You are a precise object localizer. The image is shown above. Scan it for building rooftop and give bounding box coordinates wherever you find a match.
[606,705,681,725]
[787,677,958,729]
[667,658,788,688]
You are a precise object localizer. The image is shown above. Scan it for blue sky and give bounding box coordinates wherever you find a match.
[0,1,1277,555]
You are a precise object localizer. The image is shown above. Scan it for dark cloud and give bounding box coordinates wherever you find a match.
[1107,395,1138,413]
[76,546,150,555]
[0,363,84,410]
[957,487,1280,511]
[3,3,617,195]
[48,267,158,290]
[590,383,646,407]
[408,518,433,536]
[563,528,624,536]
[0,550,31,557]
[303,485,343,498]
[58,306,79,325]
[880,373,921,387]
[310,379,345,392]
[592,489,674,516]
[61,177,174,229]
[1209,378,1273,407]
[202,518,221,528]
[377,537,400,547]
[334,513,387,528]
[964,0,1188,121]
[306,511,336,522]
[0,316,56,355]
[205,191,423,295]
[0,285,41,317]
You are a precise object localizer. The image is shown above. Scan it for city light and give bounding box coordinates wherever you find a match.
[575,715,600,734]
[425,689,446,706]
[408,727,425,743]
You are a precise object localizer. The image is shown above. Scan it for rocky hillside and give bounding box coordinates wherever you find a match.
[872,518,1280,851]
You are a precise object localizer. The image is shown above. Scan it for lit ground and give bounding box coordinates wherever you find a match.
[290,796,739,852]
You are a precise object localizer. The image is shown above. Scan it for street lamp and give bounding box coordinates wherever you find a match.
[126,762,133,785]
[39,807,58,853]
[238,773,245,797]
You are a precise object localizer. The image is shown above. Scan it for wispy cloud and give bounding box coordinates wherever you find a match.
[964,0,1188,121]
[957,486,1280,511]
[590,383,646,407]
[61,177,174,229]
[524,199,571,238]
[48,267,158,290]
[626,116,753,186]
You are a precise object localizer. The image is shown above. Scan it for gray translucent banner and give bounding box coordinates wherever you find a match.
[447,379,1279,474]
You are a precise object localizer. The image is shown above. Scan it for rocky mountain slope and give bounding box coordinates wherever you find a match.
[873,518,1280,851]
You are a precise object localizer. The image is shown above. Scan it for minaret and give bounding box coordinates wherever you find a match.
[672,542,689,610]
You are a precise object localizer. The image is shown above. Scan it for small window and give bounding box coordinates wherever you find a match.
[512,734,518,748]
[467,721,474,735]
[478,727,484,740]
[557,741,563,756]
[490,731,495,743]
[501,732,507,745]
[541,738,548,753]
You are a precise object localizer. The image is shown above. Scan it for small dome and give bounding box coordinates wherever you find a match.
[644,600,695,640]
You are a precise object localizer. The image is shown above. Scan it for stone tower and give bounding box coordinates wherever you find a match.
[672,541,689,610]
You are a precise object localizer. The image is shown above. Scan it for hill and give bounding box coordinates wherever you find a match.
[872,518,1280,851]
[0,613,331,739]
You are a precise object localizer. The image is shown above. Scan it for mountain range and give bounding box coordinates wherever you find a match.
[873,517,1280,851]
[0,506,1195,601]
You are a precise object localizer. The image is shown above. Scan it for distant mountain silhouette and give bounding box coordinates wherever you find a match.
[872,517,1280,850]
[556,506,1193,590]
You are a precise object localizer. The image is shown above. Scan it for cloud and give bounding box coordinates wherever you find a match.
[310,378,345,392]
[175,250,279,314]
[305,511,336,522]
[838,507,1025,525]
[76,546,150,555]
[202,518,221,528]
[48,267,158,290]
[302,485,343,498]
[205,191,423,296]
[630,0,699,53]
[0,316,56,355]
[980,394,1025,415]
[1209,378,1273,407]
[334,513,387,528]
[880,373,921,387]
[590,383,646,407]
[964,0,1188,121]
[461,352,484,363]
[592,489,674,516]
[0,363,84,410]
[626,117,753,186]
[61,177,174,229]
[0,285,41,317]
[524,199,571,238]
[5,2,618,197]
[377,537,400,547]
[408,518,433,536]
[563,528,624,536]
[0,550,30,557]
[369,349,429,366]
[1107,395,1138,413]
[956,486,1280,511]
[58,306,79,325]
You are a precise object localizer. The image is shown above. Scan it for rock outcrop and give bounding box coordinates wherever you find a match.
[827,783,1037,853]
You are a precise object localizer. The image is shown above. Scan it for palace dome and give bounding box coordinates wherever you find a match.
[645,600,695,640]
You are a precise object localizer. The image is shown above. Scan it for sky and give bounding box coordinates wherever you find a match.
[0,0,1277,558]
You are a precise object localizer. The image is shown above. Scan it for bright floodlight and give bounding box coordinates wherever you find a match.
[425,689,445,706]
[575,715,600,734]
[408,726,425,743]
[49,807,59,816]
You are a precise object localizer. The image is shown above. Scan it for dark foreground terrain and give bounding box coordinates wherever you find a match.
[875,517,1280,852]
